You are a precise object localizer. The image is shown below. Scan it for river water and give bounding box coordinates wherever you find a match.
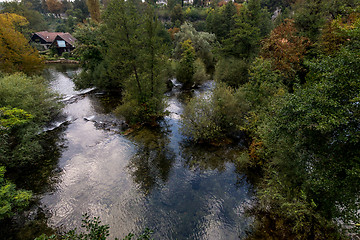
[38,64,254,239]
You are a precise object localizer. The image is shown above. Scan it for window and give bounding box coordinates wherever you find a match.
[57,40,66,48]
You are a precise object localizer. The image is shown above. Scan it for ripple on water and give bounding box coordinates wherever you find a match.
[42,66,253,240]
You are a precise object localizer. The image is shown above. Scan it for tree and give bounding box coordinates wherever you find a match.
[104,0,169,124]
[86,0,101,23]
[260,19,310,90]
[222,0,271,60]
[0,13,44,75]
[173,22,217,70]
[252,46,360,238]
[170,4,184,27]
[1,1,48,33]
[0,73,60,168]
[73,22,108,89]
[73,0,89,21]
[46,0,63,16]
[214,57,249,87]
[176,39,196,88]
[293,0,327,42]
[0,166,32,220]
[206,1,237,42]
[181,81,249,142]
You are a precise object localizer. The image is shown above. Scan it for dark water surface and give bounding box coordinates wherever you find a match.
[39,65,254,239]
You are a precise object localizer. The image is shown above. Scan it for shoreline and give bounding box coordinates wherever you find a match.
[45,59,80,64]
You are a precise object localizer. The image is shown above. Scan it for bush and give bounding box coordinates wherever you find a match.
[0,73,61,168]
[193,58,209,85]
[0,166,32,220]
[114,92,167,125]
[181,81,249,142]
[62,52,70,59]
[214,57,249,88]
[0,73,60,124]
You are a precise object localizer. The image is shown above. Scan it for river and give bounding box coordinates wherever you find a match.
[28,65,255,239]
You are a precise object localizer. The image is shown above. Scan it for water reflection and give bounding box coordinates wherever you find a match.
[36,65,255,240]
[128,127,174,195]
[181,142,245,172]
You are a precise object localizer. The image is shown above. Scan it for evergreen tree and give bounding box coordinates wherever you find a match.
[206,1,237,42]
[104,0,169,124]
[222,0,271,59]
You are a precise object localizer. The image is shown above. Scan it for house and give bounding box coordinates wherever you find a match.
[31,31,77,55]
[49,33,77,55]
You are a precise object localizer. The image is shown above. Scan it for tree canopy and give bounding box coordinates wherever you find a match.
[0,13,44,75]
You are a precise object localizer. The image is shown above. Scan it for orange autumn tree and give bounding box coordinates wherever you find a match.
[46,0,63,17]
[261,19,310,90]
[0,13,44,75]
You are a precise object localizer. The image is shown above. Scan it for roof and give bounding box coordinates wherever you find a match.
[35,31,63,43]
[34,31,77,46]
[57,33,77,47]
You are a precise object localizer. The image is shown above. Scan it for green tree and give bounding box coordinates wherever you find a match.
[214,57,249,87]
[252,47,360,238]
[173,22,217,70]
[0,166,32,220]
[73,22,108,89]
[206,1,237,42]
[170,4,184,27]
[1,1,48,33]
[104,0,169,124]
[0,73,60,168]
[181,81,249,142]
[0,108,33,220]
[293,0,326,42]
[176,39,196,88]
[222,0,271,59]
[73,0,89,21]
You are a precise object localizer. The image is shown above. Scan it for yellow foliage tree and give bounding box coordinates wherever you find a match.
[86,0,101,23]
[0,13,44,75]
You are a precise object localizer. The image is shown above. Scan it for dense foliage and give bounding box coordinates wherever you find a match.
[0,166,32,220]
[1,0,360,238]
[180,1,360,238]
[0,13,44,75]
[0,73,60,168]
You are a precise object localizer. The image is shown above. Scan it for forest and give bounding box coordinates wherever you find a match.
[0,0,360,239]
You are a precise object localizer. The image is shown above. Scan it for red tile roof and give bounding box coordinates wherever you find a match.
[34,31,77,46]
[35,31,63,43]
[58,33,77,47]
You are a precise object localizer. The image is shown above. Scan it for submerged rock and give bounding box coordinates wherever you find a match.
[84,114,128,132]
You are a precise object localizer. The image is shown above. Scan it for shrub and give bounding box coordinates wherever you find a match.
[62,52,70,59]
[193,58,209,86]
[0,166,32,220]
[0,73,61,168]
[181,81,249,142]
[214,57,249,88]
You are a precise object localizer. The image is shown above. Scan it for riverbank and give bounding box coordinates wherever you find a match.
[45,59,79,64]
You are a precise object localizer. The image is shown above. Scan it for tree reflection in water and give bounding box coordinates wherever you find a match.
[127,126,175,195]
